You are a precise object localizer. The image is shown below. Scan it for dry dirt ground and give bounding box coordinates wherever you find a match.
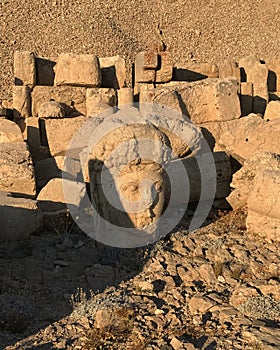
[0,1,280,349]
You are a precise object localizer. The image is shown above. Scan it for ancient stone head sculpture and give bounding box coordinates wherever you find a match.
[88,121,170,230]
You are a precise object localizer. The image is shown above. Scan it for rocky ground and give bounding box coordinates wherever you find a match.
[0,209,279,349]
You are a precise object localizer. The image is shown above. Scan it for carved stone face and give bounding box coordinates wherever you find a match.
[117,161,166,228]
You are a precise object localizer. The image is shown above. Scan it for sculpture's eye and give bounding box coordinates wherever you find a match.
[121,183,139,193]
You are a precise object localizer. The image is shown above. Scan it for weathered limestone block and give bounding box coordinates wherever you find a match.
[217,114,280,164]
[32,86,87,117]
[38,101,65,119]
[117,87,134,107]
[86,88,116,117]
[135,51,172,83]
[264,100,280,121]
[239,56,269,115]
[227,152,280,210]
[141,78,241,123]
[246,170,280,241]
[37,178,86,212]
[13,86,31,120]
[174,62,219,81]
[266,58,280,92]
[239,82,253,116]
[54,53,101,87]
[168,152,232,203]
[0,142,36,197]
[99,55,126,89]
[0,119,23,143]
[35,156,81,188]
[42,116,87,157]
[218,60,240,81]
[14,51,36,87]
[0,192,42,241]
[135,51,157,83]
[155,51,173,83]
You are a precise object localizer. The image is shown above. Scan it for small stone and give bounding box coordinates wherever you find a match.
[188,296,216,314]
[38,101,65,119]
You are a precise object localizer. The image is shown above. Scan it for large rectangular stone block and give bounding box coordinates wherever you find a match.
[0,142,36,197]
[42,116,87,157]
[32,86,87,117]
[247,170,280,241]
[14,51,36,87]
[0,192,42,241]
[218,60,240,81]
[141,78,241,123]
[54,53,101,87]
[239,57,269,115]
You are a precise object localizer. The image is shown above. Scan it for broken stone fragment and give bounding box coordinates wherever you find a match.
[246,170,280,241]
[0,142,36,197]
[42,116,87,157]
[54,53,101,87]
[264,100,280,121]
[217,114,280,164]
[13,86,31,120]
[0,119,23,143]
[14,50,36,87]
[227,152,280,211]
[135,51,173,83]
[218,59,240,81]
[239,56,269,115]
[117,87,134,107]
[0,191,42,241]
[38,101,65,119]
[37,178,86,212]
